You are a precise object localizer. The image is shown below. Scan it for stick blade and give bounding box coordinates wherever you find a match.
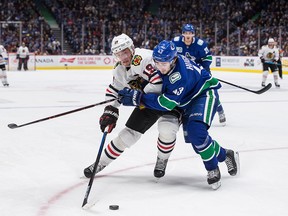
[256,83,272,94]
[8,123,18,129]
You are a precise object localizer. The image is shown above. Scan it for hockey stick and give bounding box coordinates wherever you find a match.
[82,130,108,209]
[217,78,272,94]
[7,98,117,129]
[265,61,288,67]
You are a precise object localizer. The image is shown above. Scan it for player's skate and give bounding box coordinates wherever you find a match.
[3,83,9,87]
[218,113,226,126]
[154,157,168,178]
[261,82,265,87]
[207,166,221,190]
[225,149,239,176]
[84,163,106,178]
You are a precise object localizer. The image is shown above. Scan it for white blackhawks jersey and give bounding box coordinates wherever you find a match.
[258,45,279,61]
[0,45,7,65]
[17,46,29,58]
[105,48,162,107]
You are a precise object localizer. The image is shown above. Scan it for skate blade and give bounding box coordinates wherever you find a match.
[211,181,221,190]
[154,177,161,183]
[220,121,226,126]
[234,152,240,176]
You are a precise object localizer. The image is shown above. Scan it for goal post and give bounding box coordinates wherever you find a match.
[7,53,36,71]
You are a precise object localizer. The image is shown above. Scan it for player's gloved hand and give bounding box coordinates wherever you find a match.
[128,77,147,90]
[260,58,265,63]
[118,87,142,106]
[26,56,29,60]
[99,105,119,133]
[16,54,19,59]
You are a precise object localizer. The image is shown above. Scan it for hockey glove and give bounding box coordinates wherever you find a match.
[16,54,19,59]
[118,87,142,106]
[99,105,119,133]
[128,77,147,90]
[260,58,265,63]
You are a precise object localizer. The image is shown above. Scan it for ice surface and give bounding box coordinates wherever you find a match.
[1,70,287,216]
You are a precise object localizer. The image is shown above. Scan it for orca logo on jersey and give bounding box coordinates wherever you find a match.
[132,55,142,66]
[169,72,181,84]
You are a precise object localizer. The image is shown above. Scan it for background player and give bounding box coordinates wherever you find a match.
[258,38,280,87]
[0,44,9,87]
[172,24,226,125]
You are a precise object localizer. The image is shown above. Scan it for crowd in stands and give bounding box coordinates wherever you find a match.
[0,0,59,55]
[0,0,287,56]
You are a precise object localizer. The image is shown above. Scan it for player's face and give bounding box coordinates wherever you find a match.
[268,42,274,48]
[154,60,171,74]
[114,48,132,67]
[182,32,194,44]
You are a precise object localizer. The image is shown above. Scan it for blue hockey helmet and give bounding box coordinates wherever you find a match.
[182,24,195,33]
[152,40,177,62]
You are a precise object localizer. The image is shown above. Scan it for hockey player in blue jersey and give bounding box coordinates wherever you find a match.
[172,24,226,125]
[118,40,239,189]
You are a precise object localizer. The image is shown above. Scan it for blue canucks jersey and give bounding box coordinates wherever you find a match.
[172,36,212,72]
[141,55,221,111]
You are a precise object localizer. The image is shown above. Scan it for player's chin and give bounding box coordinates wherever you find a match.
[122,60,131,67]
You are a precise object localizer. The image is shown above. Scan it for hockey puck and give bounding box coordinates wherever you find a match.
[109,205,119,210]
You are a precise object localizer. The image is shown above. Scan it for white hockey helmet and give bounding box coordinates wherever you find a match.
[268,38,275,43]
[111,33,134,55]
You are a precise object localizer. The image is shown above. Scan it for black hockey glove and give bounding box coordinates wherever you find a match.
[16,54,19,59]
[99,105,119,133]
[128,77,147,91]
[260,58,265,63]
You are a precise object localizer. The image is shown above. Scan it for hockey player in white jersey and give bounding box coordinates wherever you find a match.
[17,42,30,71]
[83,34,180,179]
[0,44,9,87]
[258,38,280,88]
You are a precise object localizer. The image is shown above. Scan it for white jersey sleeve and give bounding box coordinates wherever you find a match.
[0,45,8,59]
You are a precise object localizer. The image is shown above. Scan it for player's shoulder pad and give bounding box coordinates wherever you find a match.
[173,36,181,42]
[132,55,143,66]
[196,38,204,46]
[132,48,152,66]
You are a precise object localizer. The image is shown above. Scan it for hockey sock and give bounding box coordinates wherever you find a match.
[262,70,269,83]
[272,71,279,84]
[101,140,125,166]
[216,103,224,114]
[213,140,226,162]
[157,138,175,159]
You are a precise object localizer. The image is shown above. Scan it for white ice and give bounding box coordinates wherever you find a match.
[1,70,287,216]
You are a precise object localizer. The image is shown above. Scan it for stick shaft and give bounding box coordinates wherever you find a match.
[9,98,116,128]
[265,61,288,67]
[217,78,272,94]
[82,131,108,208]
